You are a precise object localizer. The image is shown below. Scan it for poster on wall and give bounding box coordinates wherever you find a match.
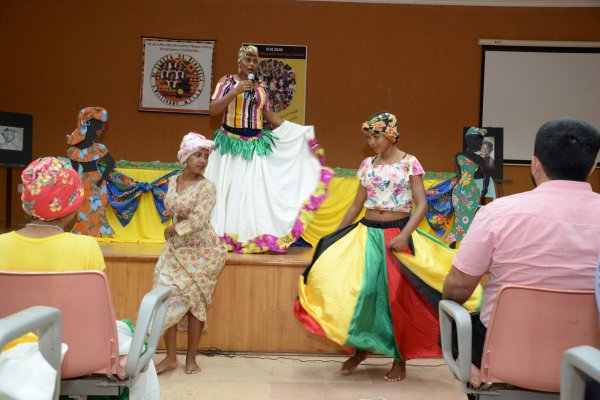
[243,43,307,125]
[462,127,504,180]
[0,111,33,167]
[139,37,215,114]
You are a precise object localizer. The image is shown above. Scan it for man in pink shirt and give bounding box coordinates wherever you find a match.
[443,117,600,367]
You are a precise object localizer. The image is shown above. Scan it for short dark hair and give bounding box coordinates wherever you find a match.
[534,118,600,181]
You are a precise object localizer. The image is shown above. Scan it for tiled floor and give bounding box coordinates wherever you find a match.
[154,352,467,400]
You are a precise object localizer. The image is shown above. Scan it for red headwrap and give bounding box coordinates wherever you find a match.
[21,157,84,221]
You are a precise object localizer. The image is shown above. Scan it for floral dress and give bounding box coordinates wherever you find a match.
[67,143,113,236]
[445,154,481,243]
[154,174,227,331]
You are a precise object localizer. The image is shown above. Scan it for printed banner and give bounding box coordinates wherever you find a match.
[244,43,307,124]
[140,37,215,114]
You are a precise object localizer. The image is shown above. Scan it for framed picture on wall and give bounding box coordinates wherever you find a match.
[0,111,33,167]
[242,43,307,125]
[462,127,504,180]
[139,37,215,114]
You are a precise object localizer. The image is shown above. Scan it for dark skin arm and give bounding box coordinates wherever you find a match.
[389,174,427,252]
[338,185,367,230]
[263,109,284,128]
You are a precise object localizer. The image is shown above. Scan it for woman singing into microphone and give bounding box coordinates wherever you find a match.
[206,44,331,253]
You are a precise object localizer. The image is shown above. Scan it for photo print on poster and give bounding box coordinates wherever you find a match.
[0,111,32,167]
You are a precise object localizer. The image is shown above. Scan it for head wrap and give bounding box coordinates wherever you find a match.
[238,45,259,63]
[177,132,215,164]
[466,127,487,137]
[21,157,84,221]
[67,107,108,145]
[362,112,400,143]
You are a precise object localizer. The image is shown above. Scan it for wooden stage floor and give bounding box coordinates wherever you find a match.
[100,243,342,354]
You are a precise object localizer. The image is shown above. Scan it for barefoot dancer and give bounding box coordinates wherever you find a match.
[296,112,469,381]
[154,132,226,375]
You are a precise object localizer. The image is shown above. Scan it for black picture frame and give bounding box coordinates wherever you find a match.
[462,127,504,181]
[0,111,33,167]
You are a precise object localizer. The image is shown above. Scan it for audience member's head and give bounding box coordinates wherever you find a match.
[534,118,600,182]
[21,157,83,222]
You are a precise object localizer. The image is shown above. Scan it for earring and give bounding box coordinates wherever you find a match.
[182,161,187,168]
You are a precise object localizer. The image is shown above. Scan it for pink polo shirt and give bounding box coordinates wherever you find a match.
[453,180,600,327]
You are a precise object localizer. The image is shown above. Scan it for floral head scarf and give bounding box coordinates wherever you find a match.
[238,45,259,63]
[21,157,84,221]
[177,132,215,164]
[362,112,400,143]
[67,107,108,145]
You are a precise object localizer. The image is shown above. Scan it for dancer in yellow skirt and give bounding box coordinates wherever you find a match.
[295,112,481,382]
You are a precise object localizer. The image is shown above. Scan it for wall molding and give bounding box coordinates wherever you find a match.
[302,0,600,7]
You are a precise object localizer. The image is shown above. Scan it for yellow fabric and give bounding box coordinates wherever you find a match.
[297,223,369,345]
[301,177,365,247]
[99,168,452,245]
[2,332,38,352]
[394,229,482,312]
[100,168,173,243]
[0,232,105,271]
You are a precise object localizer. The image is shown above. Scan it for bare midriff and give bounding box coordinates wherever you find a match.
[364,209,410,222]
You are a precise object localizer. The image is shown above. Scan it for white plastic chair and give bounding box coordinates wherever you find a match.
[561,346,600,400]
[0,306,62,400]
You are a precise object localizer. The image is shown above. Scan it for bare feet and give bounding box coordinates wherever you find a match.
[155,355,178,375]
[185,356,201,375]
[383,360,406,382]
[341,351,368,375]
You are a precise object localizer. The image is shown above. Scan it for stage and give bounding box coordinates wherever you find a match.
[101,243,343,354]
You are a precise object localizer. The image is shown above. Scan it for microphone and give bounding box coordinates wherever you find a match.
[247,73,256,102]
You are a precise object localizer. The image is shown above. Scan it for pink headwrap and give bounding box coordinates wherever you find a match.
[21,157,84,221]
[177,132,215,164]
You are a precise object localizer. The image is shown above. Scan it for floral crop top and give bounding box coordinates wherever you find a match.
[356,154,425,212]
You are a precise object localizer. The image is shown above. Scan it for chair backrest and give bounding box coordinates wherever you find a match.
[479,285,600,392]
[0,270,119,379]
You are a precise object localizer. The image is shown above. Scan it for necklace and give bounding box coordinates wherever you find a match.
[25,223,64,232]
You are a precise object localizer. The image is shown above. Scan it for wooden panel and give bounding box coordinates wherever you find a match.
[2,2,600,226]
[102,246,343,354]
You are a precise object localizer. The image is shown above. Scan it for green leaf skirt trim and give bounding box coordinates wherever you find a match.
[213,127,279,160]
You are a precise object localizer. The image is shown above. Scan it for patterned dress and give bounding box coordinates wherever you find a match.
[446,154,482,243]
[154,174,227,331]
[67,143,113,236]
[205,75,332,253]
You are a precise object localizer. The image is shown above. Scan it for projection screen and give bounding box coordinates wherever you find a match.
[480,40,600,164]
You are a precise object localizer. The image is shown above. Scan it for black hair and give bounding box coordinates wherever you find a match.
[534,118,600,181]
